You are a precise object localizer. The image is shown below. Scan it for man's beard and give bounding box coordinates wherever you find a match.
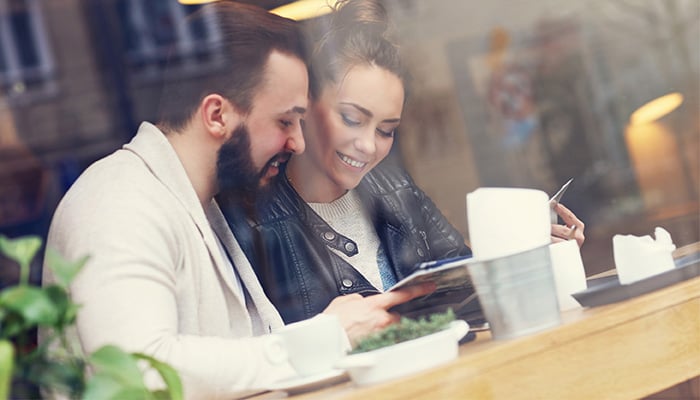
[216,123,283,216]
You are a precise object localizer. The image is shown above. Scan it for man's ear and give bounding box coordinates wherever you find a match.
[200,94,241,139]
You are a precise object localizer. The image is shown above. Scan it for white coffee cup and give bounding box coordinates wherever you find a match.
[467,188,551,260]
[274,314,346,377]
[549,240,587,311]
[613,227,676,284]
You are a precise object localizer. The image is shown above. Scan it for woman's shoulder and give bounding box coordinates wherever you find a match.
[362,161,416,194]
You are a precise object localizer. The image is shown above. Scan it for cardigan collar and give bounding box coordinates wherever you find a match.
[123,122,284,333]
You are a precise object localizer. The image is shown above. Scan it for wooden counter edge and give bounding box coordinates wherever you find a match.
[293,275,700,400]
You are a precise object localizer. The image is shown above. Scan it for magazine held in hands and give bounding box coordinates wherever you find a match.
[387,255,484,324]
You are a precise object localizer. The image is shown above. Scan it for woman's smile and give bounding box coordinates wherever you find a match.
[337,151,368,169]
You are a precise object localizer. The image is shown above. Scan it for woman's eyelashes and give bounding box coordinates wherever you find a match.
[341,113,361,127]
[341,112,397,138]
[376,127,395,138]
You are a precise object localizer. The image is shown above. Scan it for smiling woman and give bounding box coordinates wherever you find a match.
[220,0,473,326]
[290,64,403,202]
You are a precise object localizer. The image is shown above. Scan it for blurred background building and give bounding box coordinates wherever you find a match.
[0,0,698,286]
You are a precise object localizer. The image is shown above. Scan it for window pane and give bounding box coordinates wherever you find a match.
[9,0,39,68]
[115,0,140,54]
[143,0,177,48]
[183,4,207,42]
[0,43,6,74]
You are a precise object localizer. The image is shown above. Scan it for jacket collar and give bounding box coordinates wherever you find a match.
[123,122,204,225]
[267,166,361,257]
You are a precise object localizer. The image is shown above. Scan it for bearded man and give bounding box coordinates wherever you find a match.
[43,3,430,399]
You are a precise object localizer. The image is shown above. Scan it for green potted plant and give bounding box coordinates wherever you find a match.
[349,309,458,354]
[336,309,469,386]
[0,234,183,400]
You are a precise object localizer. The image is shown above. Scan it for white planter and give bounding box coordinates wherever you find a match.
[335,320,469,386]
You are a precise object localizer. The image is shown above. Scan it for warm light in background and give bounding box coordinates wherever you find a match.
[629,92,684,126]
[271,0,338,20]
[626,91,689,210]
[178,0,217,4]
[625,121,687,210]
[175,0,335,21]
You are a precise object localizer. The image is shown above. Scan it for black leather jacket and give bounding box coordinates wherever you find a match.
[220,162,471,324]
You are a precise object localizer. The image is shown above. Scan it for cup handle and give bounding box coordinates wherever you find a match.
[334,353,376,369]
[450,320,470,341]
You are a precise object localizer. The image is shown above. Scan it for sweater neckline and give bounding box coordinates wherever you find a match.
[308,190,362,221]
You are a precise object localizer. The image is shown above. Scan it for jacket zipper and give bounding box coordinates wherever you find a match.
[420,230,430,252]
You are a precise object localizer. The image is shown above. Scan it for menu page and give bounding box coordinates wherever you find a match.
[388,256,484,323]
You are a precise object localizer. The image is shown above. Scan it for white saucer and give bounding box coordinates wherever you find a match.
[267,369,347,394]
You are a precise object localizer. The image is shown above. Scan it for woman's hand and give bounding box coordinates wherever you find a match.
[322,283,436,345]
[551,203,585,247]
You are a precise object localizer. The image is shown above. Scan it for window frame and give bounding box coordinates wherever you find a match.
[0,0,56,103]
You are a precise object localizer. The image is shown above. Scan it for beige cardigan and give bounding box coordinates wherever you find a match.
[44,122,292,399]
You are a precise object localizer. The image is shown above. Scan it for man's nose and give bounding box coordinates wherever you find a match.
[285,122,305,154]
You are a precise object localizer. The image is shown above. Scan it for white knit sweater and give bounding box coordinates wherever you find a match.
[309,190,388,290]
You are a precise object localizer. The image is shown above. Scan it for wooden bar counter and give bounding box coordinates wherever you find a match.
[287,274,700,400]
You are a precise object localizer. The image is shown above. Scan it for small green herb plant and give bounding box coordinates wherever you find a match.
[0,234,183,400]
[350,309,456,354]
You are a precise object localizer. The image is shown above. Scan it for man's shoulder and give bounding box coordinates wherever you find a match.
[47,149,187,265]
[55,149,175,224]
[73,149,163,194]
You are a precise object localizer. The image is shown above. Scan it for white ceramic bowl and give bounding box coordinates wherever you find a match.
[335,320,469,386]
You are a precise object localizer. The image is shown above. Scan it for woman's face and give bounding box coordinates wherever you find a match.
[302,64,404,199]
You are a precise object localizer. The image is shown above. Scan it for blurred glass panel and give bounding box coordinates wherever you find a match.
[0,0,697,287]
[384,0,699,273]
[115,0,212,67]
[9,0,38,68]
[0,41,6,73]
[115,0,141,55]
[0,0,52,95]
[142,0,177,48]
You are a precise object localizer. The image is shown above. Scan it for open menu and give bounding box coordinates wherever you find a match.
[387,256,484,323]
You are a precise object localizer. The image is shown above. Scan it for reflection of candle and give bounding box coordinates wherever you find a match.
[630,93,684,125]
[624,121,686,210]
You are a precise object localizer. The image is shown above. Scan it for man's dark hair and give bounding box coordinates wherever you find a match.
[157,2,305,133]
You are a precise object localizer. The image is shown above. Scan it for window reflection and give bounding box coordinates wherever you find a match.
[391,0,699,273]
[0,0,54,97]
[0,0,697,287]
[115,0,218,74]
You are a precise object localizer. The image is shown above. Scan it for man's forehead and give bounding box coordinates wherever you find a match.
[260,50,308,85]
[253,51,309,114]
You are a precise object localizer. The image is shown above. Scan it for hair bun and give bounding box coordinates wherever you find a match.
[307,0,404,99]
[332,0,390,36]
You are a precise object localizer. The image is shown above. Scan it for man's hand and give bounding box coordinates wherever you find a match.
[322,283,436,345]
[551,203,585,247]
